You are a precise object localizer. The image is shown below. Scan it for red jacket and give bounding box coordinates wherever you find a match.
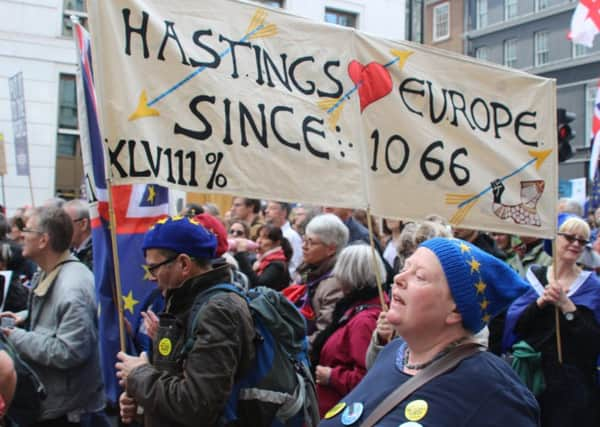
[316,294,382,418]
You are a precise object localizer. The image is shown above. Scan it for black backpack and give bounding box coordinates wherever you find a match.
[0,333,47,426]
[182,284,319,427]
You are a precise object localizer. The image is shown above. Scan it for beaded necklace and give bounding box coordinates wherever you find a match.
[401,337,468,371]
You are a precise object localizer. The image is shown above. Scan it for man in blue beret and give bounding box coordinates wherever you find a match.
[114,216,256,427]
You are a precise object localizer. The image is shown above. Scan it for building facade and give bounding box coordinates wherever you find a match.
[0,0,406,214]
[464,0,599,181]
[409,0,596,183]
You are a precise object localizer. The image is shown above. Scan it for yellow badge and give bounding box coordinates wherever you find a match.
[158,338,172,356]
[324,402,346,419]
[405,399,428,421]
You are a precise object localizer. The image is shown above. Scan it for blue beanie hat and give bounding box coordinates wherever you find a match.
[420,237,530,333]
[142,216,217,259]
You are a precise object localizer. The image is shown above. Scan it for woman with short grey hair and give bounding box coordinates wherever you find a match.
[292,214,349,348]
[311,244,385,418]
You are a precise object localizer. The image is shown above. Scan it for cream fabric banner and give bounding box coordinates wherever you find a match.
[88,0,557,238]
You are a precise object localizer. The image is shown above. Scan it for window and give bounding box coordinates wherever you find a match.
[253,0,283,7]
[475,46,489,61]
[62,0,87,37]
[574,43,591,58]
[325,8,358,28]
[503,39,517,67]
[57,74,79,157]
[535,0,549,12]
[504,0,518,20]
[476,0,488,29]
[534,31,549,66]
[433,2,450,41]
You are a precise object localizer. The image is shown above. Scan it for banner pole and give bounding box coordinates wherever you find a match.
[366,208,387,311]
[552,239,563,364]
[28,173,35,207]
[106,178,126,352]
[1,176,5,208]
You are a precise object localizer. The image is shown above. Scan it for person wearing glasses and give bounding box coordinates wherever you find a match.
[115,216,256,427]
[0,207,104,426]
[63,199,93,270]
[504,213,600,427]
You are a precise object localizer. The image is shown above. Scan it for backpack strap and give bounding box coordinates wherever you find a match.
[360,342,484,427]
[180,283,245,359]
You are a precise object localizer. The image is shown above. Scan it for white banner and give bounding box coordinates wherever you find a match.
[88,0,558,238]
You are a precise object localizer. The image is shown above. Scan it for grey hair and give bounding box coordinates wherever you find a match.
[414,221,452,245]
[333,244,386,290]
[558,198,583,217]
[33,207,73,253]
[64,199,90,220]
[305,213,349,254]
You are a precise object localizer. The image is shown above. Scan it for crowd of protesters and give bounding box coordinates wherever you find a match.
[0,195,598,426]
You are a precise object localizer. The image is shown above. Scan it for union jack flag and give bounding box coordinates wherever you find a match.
[74,22,168,405]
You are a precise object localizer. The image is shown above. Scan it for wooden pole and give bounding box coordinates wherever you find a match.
[366,208,387,311]
[106,179,126,352]
[27,173,35,207]
[552,239,563,364]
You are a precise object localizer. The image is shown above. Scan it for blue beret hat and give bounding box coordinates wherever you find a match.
[142,216,217,259]
[420,237,530,333]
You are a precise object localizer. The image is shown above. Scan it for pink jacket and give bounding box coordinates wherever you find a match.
[316,295,382,418]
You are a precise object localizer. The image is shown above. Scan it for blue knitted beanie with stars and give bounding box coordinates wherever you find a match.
[420,237,530,333]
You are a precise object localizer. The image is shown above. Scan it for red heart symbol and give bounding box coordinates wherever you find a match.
[348,60,393,112]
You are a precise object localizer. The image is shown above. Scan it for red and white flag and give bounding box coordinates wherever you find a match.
[569,0,600,48]
[589,80,600,181]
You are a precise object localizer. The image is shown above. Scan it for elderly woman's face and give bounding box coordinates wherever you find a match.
[302,232,335,265]
[387,247,455,335]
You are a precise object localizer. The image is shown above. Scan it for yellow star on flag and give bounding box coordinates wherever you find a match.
[122,290,140,315]
[469,258,480,273]
[459,242,471,253]
[142,264,153,280]
[146,185,156,204]
[482,313,491,324]
[475,280,486,294]
[480,299,489,310]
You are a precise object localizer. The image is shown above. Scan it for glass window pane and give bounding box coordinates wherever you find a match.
[434,3,449,40]
[57,133,78,157]
[64,0,86,12]
[325,9,357,28]
[58,75,78,130]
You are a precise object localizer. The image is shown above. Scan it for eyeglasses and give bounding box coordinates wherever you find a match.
[146,255,179,275]
[229,229,244,237]
[558,233,589,246]
[21,227,44,234]
[302,237,324,247]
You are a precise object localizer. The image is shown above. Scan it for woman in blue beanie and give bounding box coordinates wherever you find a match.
[320,237,539,426]
[504,215,600,427]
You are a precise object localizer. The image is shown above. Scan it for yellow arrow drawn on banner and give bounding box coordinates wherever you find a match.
[446,149,552,225]
[129,9,278,121]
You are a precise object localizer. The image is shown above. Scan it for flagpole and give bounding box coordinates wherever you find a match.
[106,178,127,352]
[366,208,387,311]
[552,239,563,364]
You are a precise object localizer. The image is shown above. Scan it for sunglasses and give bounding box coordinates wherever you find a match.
[558,233,589,246]
[229,229,244,237]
